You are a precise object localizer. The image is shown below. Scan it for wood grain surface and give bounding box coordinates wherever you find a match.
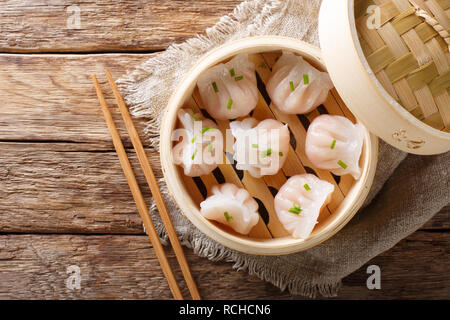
[0,0,448,300]
[0,0,241,52]
[0,54,150,144]
[0,232,447,300]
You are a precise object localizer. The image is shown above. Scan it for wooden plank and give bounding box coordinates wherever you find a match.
[0,231,447,299]
[0,54,151,145]
[338,230,450,300]
[422,204,450,229]
[0,0,241,52]
[256,53,349,208]
[0,142,154,234]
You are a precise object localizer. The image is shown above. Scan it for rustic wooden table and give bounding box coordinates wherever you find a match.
[0,0,448,300]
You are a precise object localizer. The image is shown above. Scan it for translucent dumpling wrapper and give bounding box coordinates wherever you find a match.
[200,183,260,235]
[305,114,365,180]
[266,51,334,114]
[197,53,259,120]
[230,118,290,178]
[274,174,334,239]
[172,108,223,177]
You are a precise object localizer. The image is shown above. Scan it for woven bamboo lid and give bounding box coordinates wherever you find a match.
[356,0,449,132]
[319,0,450,154]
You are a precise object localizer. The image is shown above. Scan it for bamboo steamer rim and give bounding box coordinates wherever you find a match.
[319,0,450,155]
[160,36,378,255]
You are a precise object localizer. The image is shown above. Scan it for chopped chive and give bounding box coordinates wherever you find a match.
[229,68,235,77]
[304,184,311,191]
[191,136,196,143]
[305,111,314,117]
[279,152,283,157]
[289,81,295,92]
[201,126,214,134]
[288,203,302,215]
[275,56,279,62]
[227,98,233,110]
[208,143,213,153]
[234,75,244,81]
[337,160,348,169]
[330,139,336,149]
[212,82,219,93]
[303,73,309,85]
[192,114,201,121]
[224,211,233,222]
[252,144,258,149]
[191,148,198,160]
[262,148,272,158]
[258,62,266,68]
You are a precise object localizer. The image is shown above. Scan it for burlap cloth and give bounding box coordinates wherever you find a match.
[117,0,449,297]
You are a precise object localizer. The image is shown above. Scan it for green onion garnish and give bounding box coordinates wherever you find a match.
[212,82,219,93]
[289,81,295,92]
[337,160,348,169]
[275,56,280,62]
[252,144,258,148]
[192,115,201,121]
[304,184,311,191]
[330,139,336,149]
[224,211,233,222]
[288,203,302,215]
[227,98,233,110]
[258,62,266,68]
[201,126,214,134]
[229,68,235,77]
[303,74,309,85]
[208,143,213,153]
[235,75,244,81]
[191,136,196,143]
[305,111,314,117]
[279,152,283,157]
[262,148,272,158]
[191,148,198,160]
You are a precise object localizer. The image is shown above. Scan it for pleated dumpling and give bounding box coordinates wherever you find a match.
[230,118,290,178]
[305,115,365,180]
[197,53,258,120]
[274,174,334,239]
[172,108,223,177]
[266,51,334,114]
[200,183,259,235]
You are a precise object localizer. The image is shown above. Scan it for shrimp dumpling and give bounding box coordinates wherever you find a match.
[266,51,334,114]
[172,108,223,177]
[230,118,290,178]
[197,53,258,120]
[200,183,259,235]
[305,115,365,180]
[274,174,334,239]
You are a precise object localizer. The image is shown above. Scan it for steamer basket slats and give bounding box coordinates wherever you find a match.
[176,51,363,241]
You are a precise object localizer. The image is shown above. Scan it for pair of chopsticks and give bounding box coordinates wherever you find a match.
[92,69,201,300]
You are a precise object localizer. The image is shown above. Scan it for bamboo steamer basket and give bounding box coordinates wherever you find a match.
[319,0,450,154]
[160,36,378,255]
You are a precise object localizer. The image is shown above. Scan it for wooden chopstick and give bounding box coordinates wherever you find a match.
[92,74,184,300]
[105,69,201,300]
